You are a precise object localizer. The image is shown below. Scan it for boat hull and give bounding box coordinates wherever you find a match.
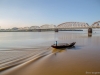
[51,42,76,49]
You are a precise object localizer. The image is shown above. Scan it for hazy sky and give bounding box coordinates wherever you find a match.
[0,0,100,28]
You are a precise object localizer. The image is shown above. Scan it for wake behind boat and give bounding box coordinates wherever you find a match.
[51,42,76,49]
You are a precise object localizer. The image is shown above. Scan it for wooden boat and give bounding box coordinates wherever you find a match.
[51,42,76,49]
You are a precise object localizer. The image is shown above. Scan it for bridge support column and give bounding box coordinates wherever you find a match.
[55,29,58,32]
[38,29,41,32]
[88,28,92,37]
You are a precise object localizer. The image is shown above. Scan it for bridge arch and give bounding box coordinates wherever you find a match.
[30,26,40,29]
[91,21,100,28]
[40,24,56,29]
[57,22,89,29]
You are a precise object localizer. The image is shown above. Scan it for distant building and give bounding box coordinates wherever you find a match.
[6,28,11,31]
[0,29,6,31]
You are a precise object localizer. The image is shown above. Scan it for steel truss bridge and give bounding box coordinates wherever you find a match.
[0,21,100,32]
[29,21,100,31]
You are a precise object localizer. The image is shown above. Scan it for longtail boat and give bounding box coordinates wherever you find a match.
[51,42,76,49]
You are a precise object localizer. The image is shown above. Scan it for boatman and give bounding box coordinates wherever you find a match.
[55,41,57,46]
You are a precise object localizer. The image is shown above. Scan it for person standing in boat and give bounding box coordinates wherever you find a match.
[55,41,57,46]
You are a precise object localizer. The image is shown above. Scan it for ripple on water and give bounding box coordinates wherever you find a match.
[0,46,52,72]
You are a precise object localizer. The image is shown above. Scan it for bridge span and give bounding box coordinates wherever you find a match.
[38,21,100,29]
[0,21,100,32]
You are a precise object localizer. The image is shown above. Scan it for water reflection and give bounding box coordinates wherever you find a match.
[88,33,92,37]
[51,45,83,52]
[52,48,65,53]
[73,45,83,50]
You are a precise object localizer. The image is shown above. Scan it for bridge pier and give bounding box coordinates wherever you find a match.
[55,29,58,32]
[38,29,41,32]
[88,28,92,37]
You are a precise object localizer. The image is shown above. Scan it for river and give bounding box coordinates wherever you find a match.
[0,31,100,75]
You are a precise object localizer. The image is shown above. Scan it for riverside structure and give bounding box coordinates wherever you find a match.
[0,21,100,32]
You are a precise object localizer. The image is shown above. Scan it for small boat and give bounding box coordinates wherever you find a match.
[51,42,76,49]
